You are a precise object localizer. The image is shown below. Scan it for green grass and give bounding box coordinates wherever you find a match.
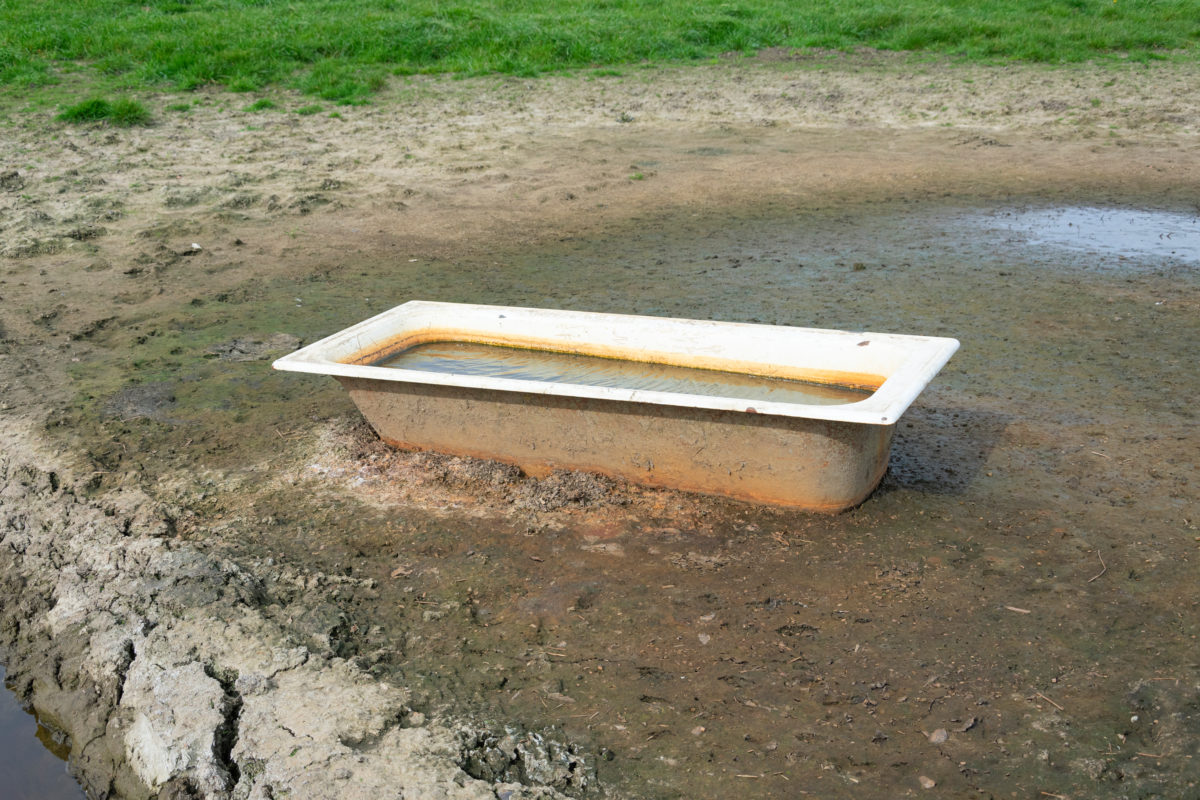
[57,97,153,126]
[244,98,278,112]
[3,0,1199,103]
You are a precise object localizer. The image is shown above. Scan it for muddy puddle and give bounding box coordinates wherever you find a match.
[51,194,1200,798]
[970,206,1200,266]
[0,665,85,800]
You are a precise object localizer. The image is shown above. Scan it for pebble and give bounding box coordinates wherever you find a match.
[919,775,936,789]
[698,633,711,645]
[928,728,949,744]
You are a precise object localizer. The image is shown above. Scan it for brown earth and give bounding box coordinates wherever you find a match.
[1,53,1199,799]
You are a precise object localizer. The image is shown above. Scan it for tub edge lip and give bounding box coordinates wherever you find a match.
[273,301,959,426]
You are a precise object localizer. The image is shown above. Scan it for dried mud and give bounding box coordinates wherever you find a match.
[2,54,1199,799]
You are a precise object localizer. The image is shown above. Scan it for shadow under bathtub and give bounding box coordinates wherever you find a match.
[874,402,1012,498]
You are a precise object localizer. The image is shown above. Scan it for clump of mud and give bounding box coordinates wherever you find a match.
[307,418,634,514]
[104,381,177,421]
[509,470,620,512]
[205,333,301,362]
[0,169,25,191]
[414,451,524,491]
[459,728,594,795]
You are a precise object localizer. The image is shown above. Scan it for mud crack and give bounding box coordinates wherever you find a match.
[203,664,244,787]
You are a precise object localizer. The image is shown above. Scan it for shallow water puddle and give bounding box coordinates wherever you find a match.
[375,340,871,405]
[333,196,1198,798]
[48,193,1200,800]
[457,200,1199,366]
[970,206,1200,264]
[0,666,85,800]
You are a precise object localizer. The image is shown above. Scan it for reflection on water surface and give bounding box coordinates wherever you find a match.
[975,206,1200,264]
[0,665,86,800]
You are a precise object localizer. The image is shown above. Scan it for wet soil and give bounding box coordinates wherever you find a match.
[231,197,1200,798]
[2,54,1199,798]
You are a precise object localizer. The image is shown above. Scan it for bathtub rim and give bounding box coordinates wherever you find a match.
[272,301,959,426]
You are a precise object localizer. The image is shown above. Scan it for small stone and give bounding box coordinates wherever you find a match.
[919,775,936,789]
[698,633,711,645]
[928,728,949,744]
[691,726,706,736]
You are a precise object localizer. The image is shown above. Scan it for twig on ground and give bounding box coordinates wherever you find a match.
[1087,550,1107,583]
[1036,691,1065,711]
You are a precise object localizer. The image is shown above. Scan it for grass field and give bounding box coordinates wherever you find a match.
[2,0,1199,104]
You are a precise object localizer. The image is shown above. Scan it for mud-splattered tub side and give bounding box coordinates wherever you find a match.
[273,301,958,510]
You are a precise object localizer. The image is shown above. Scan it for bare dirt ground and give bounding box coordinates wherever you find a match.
[2,53,1199,799]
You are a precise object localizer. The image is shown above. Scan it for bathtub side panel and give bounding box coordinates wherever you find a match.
[337,377,893,512]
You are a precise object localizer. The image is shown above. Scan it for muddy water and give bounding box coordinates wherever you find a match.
[0,666,85,800]
[324,198,1197,798]
[375,340,871,405]
[57,195,1200,799]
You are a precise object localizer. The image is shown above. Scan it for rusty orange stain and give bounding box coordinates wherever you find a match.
[342,327,886,392]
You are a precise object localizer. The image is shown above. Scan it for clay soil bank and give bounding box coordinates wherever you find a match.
[2,55,1199,799]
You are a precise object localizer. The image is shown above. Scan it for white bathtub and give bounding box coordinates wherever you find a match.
[274,301,958,511]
